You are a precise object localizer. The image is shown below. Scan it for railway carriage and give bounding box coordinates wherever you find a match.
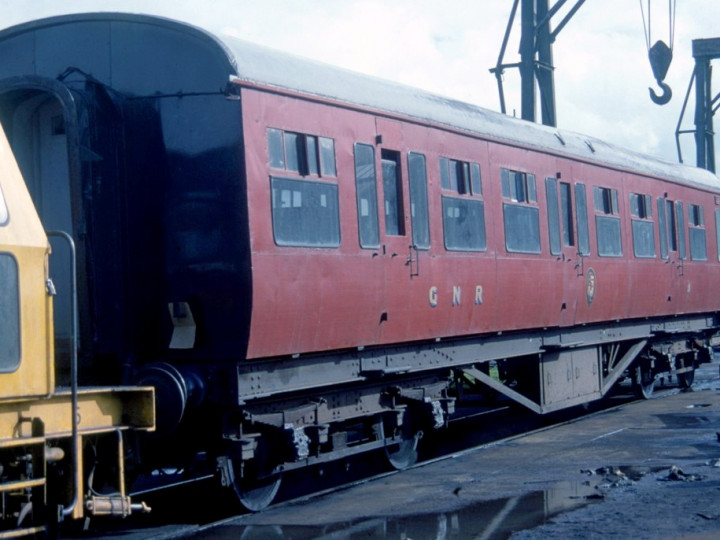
[0,12,718,514]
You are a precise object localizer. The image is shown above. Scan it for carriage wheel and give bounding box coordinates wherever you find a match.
[677,355,696,389]
[384,411,421,470]
[228,436,282,512]
[633,363,655,399]
[233,470,282,512]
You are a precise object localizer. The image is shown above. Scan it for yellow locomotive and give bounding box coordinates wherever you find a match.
[0,120,154,536]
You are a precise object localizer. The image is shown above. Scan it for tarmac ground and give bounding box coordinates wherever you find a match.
[185,360,720,540]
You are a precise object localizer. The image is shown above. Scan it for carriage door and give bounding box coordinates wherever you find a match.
[375,118,419,342]
[546,175,589,326]
[658,197,688,309]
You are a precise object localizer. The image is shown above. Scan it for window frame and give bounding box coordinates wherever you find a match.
[353,143,381,249]
[545,177,562,256]
[440,157,483,196]
[575,183,590,256]
[629,192,655,259]
[407,152,430,250]
[441,196,487,252]
[0,184,9,226]
[267,127,337,178]
[440,156,486,252]
[0,253,21,373]
[714,209,720,262]
[501,168,536,204]
[270,176,341,248]
[501,168,540,254]
[381,149,406,237]
[688,203,707,261]
[593,185,622,257]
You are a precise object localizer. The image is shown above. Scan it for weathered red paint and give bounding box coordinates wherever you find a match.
[240,83,720,360]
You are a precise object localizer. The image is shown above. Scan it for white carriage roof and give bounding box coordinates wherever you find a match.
[3,12,718,191]
[222,34,720,191]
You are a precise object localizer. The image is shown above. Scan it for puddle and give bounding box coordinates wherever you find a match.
[188,480,606,539]
[685,403,712,408]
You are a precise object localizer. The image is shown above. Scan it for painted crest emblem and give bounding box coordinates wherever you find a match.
[586,268,596,306]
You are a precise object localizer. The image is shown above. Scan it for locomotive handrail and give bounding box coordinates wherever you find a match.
[47,230,80,518]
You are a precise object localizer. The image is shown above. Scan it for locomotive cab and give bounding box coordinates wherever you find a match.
[0,113,155,534]
[0,78,129,383]
[0,105,54,400]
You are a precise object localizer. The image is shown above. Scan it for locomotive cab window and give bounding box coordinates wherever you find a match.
[441,157,486,251]
[0,184,8,225]
[271,177,340,247]
[630,193,655,258]
[267,128,336,177]
[0,253,20,373]
[688,203,707,261]
[501,168,540,254]
[594,186,622,257]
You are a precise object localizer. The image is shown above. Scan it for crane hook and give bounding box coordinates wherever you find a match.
[649,80,672,105]
[647,40,673,106]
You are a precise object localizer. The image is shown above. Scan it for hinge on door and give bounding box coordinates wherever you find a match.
[575,252,585,277]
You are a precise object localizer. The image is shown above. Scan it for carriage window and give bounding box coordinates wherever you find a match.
[408,152,430,250]
[630,193,655,258]
[657,197,668,259]
[442,197,486,252]
[594,186,622,257]
[501,168,536,203]
[354,143,380,248]
[666,200,677,253]
[688,203,707,261]
[319,137,337,176]
[267,128,336,177]
[664,199,688,259]
[674,200,687,260]
[381,150,405,236]
[575,183,590,256]
[0,185,8,225]
[715,209,720,262]
[560,182,575,247]
[501,168,539,254]
[271,177,340,247]
[440,157,482,196]
[630,193,652,219]
[545,177,561,255]
[594,186,619,215]
[0,254,20,373]
[441,157,485,252]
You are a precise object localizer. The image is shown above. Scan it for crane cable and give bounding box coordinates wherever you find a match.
[640,0,677,105]
[640,0,676,51]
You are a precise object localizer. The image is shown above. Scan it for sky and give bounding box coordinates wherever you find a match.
[0,0,718,169]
